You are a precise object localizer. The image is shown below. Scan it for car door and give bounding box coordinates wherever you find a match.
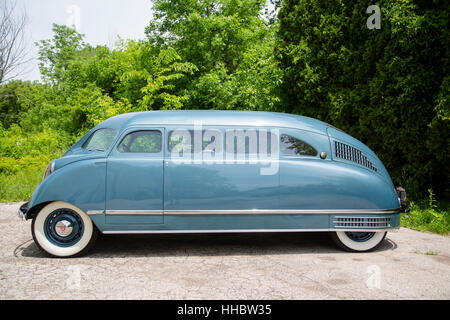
[105,127,164,225]
[163,126,280,212]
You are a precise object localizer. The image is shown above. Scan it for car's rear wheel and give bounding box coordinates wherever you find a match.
[331,231,387,252]
[32,201,98,258]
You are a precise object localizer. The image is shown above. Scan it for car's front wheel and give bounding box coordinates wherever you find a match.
[331,231,387,252]
[32,201,98,258]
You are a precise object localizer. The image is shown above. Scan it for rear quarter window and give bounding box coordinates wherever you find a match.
[280,134,318,157]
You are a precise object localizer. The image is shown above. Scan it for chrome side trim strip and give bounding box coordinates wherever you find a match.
[89,209,400,216]
[163,209,400,215]
[105,210,163,215]
[87,210,104,215]
[102,227,397,235]
[103,229,332,234]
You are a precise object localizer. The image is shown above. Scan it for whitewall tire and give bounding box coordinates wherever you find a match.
[331,231,387,252]
[32,201,98,258]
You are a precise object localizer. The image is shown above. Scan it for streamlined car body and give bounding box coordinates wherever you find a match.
[19,111,407,257]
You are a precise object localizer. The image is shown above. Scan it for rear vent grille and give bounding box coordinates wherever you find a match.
[333,217,391,229]
[334,141,378,172]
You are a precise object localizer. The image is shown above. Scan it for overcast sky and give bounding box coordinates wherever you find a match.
[12,0,154,81]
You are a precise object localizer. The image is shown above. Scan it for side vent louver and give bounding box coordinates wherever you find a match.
[334,141,378,172]
[334,217,391,229]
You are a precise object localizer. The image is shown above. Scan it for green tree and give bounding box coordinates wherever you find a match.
[36,24,85,84]
[114,40,197,110]
[146,0,281,110]
[0,80,32,128]
[190,28,282,110]
[276,0,449,199]
[146,0,266,73]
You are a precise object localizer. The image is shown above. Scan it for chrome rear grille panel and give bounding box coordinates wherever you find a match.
[334,141,378,172]
[333,216,391,229]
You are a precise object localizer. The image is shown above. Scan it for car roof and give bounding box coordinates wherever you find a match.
[97,110,331,135]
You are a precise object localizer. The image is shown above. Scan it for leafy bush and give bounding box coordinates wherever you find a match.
[0,125,70,160]
[401,190,450,234]
[0,167,43,202]
[276,0,449,200]
[0,124,71,201]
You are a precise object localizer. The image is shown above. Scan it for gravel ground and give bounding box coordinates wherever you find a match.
[0,202,449,300]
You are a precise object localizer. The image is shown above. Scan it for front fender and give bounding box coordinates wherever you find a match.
[28,158,106,216]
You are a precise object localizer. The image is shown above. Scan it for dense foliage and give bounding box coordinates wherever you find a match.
[0,0,448,213]
[276,0,449,199]
[146,0,283,111]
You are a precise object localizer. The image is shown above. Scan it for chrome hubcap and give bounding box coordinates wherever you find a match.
[44,208,84,247]
[55,220,73,237]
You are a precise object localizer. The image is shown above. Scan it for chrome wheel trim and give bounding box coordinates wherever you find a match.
[55,220,74,237]
[34,201,94,257]
[43,208,84,247]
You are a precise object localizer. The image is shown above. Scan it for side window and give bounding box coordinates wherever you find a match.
[168,130,222,153]
[280,134,317,157]
[168,130,193,153]
[224,129,274,155]
[118,131,162,153]
[82,128,117,151]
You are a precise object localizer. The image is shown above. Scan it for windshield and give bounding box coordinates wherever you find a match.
[82,128,117,151]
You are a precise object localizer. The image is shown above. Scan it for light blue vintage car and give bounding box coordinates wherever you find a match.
[19,111,408,257]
